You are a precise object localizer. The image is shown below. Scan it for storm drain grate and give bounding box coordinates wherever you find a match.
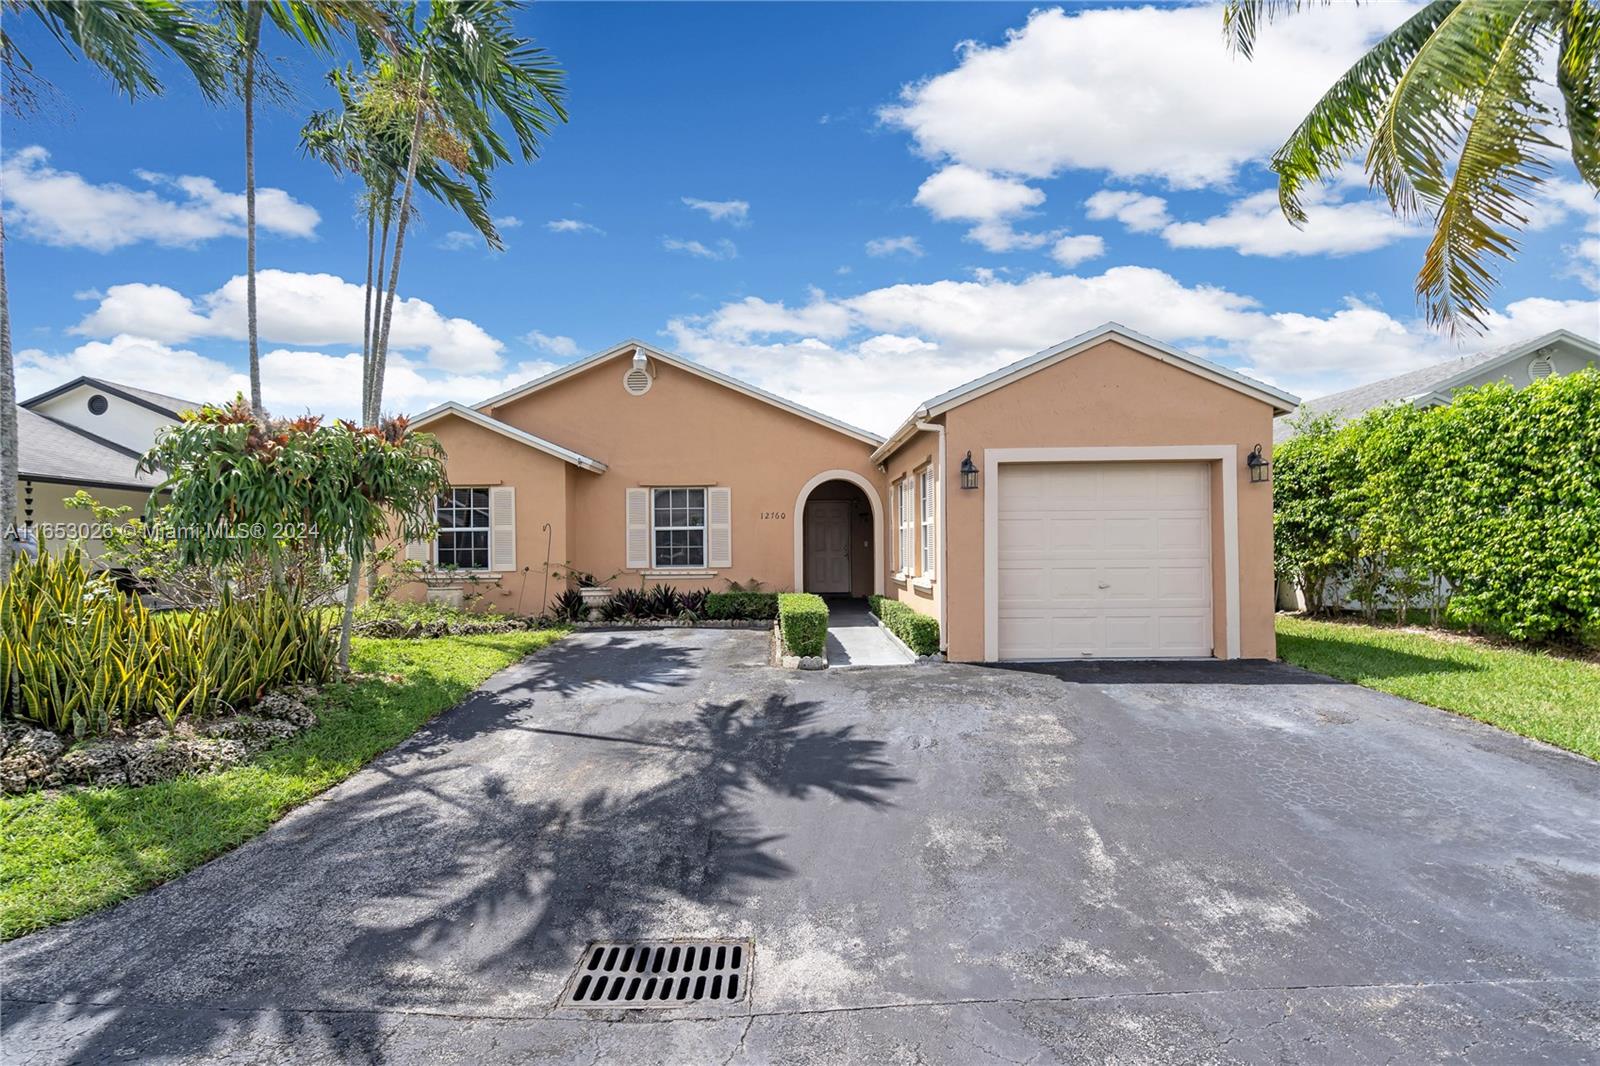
[558,939,751,1008]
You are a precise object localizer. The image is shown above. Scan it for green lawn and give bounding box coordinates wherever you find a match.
[1276,616,1600,761]
[0,629,565,940]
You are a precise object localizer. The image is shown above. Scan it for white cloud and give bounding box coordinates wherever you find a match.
[1084,190,1171,233]
[1050,234,1105,267]
[494,215,523,229]
[663,264,1600,430]
[1162,188,1421,257]
[3,146,319,251]
[522,330,581,357]
[546,218,603,234]
[439,230,479,251]
[880,4,1406,189]
[865,236,924,258]
[663,236,738,260]
[913,164,1056,252]
[16,334,561,421]
[681,197,751,226]
[73,270,504,372]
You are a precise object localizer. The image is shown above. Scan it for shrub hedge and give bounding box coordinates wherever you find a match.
[1274,369,1600,643]
[868,595,941,655]
[777,593,828,657]
[705,591,779,621]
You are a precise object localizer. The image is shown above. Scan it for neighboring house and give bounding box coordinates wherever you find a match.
[406,323,1298,663]
[1274,329,1600,441]
[13,378,192,559]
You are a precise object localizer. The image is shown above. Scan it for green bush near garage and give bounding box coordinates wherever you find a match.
[705,591,779,621]
[868,595,941,656]
[777,593,829,657]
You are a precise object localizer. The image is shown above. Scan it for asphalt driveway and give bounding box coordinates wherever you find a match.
[3,628,1597,1064]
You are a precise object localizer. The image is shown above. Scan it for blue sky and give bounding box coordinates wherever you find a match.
[6,1,1597,432]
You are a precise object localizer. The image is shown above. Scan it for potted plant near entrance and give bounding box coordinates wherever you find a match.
[573,571,616,621]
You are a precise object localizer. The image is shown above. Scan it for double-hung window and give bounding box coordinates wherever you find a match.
[435,487,490,570]
[919,467,935,577]
[652,487,706,568]
[897,477,915,574]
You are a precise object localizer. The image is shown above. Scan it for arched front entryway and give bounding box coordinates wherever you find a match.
[793,470,884,596]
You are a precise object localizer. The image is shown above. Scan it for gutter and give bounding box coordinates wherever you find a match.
[870,406,930,466]
[914,419,948,653]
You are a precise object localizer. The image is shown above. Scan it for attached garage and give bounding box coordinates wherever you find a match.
[995,460,1213,659]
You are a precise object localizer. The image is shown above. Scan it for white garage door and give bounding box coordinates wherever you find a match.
[996,461,1213,659]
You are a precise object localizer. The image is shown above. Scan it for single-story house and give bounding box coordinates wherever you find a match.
[1274,328,1599,441]
[13,377,190,558]
[406,322,1299,662]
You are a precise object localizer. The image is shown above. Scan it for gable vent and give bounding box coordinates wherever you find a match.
[1528,355,1555,380]
[623,366,653,396]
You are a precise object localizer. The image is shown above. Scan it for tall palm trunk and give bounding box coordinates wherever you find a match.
[243,4,264,420]
[0,209,17,583]
[369,60,429,421]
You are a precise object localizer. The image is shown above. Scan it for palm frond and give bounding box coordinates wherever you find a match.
[1223,0,1322,60]
[1558,0,1600,185]
[8,0,226,103]
[1415,3,1560,333]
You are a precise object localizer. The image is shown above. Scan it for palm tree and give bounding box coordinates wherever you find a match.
[0,0,225,581]
[365,0,567,421]
[1223,0,1599,334]
[216,1,389,421]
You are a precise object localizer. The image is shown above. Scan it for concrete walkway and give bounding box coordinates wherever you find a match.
[824,596,915,666]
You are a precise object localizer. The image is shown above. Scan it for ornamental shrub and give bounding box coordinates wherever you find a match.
[704,591,779,620]
[1273,370,1600,643]
[868,595,941,655]
[777,593,828,657]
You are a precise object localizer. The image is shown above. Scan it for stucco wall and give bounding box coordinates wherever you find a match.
[887,338,1279,662]
[1452,345,1596,391]
[879,428,942,622]
[485,354,884,595]
[17,480,153,560]
[30,387,178,455]
[396,415,576,615]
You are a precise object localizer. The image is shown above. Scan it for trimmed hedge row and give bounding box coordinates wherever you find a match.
[777,593,828,657]
[704,592,779,621]
[868,595,940,655]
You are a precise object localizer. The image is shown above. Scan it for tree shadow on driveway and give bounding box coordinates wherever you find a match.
[3,691,908,1065]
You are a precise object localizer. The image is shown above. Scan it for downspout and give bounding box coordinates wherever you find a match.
[915,420,947,653]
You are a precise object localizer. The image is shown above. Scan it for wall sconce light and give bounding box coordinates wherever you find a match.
[1247,443,1270,484]
[959,450,979,490]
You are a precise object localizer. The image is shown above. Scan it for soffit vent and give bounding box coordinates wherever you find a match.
[623,365,653,396]
[1528,354,1555,380]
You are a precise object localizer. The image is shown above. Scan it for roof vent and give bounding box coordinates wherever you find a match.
[1528,354,1555,380]
[624,352,653,396]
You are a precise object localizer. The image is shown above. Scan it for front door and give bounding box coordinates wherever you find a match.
[806,499,852,594]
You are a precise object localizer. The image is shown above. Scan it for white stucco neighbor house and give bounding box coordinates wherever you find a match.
[12,377,194,560]
[1275,328,1600,442]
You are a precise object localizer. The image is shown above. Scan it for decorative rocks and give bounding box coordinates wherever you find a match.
[0,687,321,795]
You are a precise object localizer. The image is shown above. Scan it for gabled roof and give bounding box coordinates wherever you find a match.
[871,322,1300,464]
[1274,329,1600,441]
[16,407,162,490]
[475,339,886,447]
[22,376,196,418]
[412,401,608,472]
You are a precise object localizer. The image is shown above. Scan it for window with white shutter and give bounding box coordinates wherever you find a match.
[489,486,516,571]
[897,478,914,574]
[919,467,935,577]
[626,488,650,569]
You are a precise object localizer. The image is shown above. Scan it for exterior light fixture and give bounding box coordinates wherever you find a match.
[1247,443,1270,484]
[959,450,979,490]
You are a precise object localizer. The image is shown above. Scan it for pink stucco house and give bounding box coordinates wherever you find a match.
[404,322,1298,662]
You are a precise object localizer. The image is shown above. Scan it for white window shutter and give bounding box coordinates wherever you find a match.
[489,486,516,571]
[707,487,732,568]
[626,488,650,569]
[405,537,431,563]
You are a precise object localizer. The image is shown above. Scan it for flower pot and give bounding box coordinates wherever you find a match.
[578,586,613,621]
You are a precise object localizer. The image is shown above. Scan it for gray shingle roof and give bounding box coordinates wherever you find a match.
[1273,330,1599,441]
[16,407,162,490]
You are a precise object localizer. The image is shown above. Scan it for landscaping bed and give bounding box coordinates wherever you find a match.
[868,595,941,657]
[1276,615,1600,760]
[0,628,565,939]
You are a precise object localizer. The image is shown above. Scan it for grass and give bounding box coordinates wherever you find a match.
[0,628,565,940]
[1276,616,1600,760]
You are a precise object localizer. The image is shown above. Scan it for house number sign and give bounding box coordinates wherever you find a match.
[760,511,787,520]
